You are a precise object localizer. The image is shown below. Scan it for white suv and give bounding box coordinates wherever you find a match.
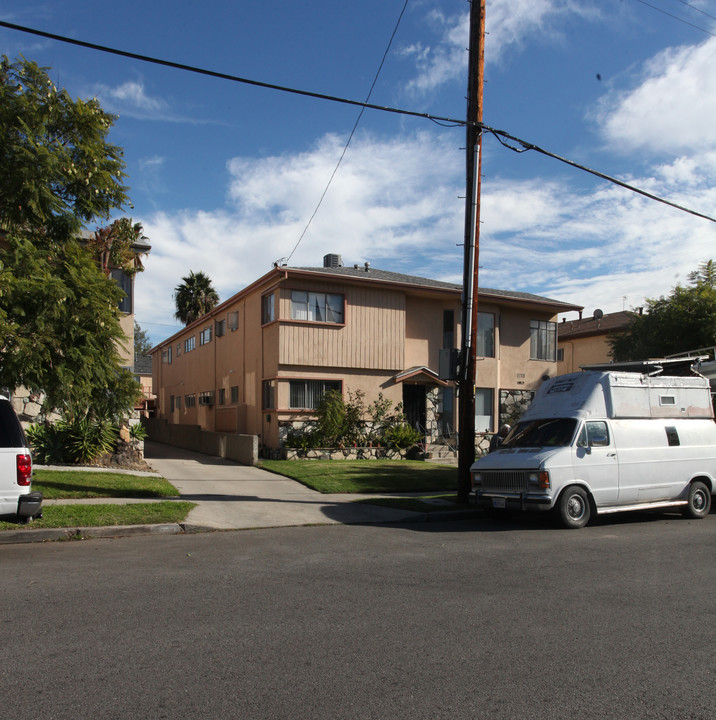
[0,395,42,522]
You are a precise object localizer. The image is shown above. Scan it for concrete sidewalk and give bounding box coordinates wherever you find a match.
[143,441,467,529]
[0,441,476,543]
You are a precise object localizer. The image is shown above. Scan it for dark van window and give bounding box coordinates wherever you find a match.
[0,400,26,448]
[665,426,680,446]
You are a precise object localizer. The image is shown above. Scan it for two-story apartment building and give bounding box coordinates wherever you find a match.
[152,255,581,452]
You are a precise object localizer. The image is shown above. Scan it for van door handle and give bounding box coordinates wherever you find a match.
[607,452,616,457]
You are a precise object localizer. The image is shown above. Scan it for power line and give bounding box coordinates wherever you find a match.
[633,0,716,36]
[0,20,465,127]
[1,19,714,224]
[283,0,411,265]
[486,125,716,223]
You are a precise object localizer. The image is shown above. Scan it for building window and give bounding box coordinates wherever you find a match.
[218,388,226,405]
[185,394,196,408]
[289,379,341,410]
[230,386,239,404]
[111,268,132,314]
[475,387,494,433]
[262,380,276,410]
[176,343,181,357]
[291,291,344,324]
[557,348,565,362]
[215,319,226,337]
[199,326,212,345]
[184,336,196,353]
[476,312,495,358]
[199,391,214,406]
[161,347,172,364]
[262,293,275,324]
[443,310,454,349]
[530,320,556,361]
[170,395,175,413]
[228,311,239,331]
[176,396,181,410]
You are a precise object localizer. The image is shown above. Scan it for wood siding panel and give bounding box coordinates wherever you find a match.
[279,286,405,370]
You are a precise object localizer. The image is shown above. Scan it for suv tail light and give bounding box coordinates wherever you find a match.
[17,454,32,486]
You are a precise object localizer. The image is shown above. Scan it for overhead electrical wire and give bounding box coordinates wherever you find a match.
[282,0,410,265]
[632,0,716,36]
[0,20,464,128]
[1,19,715,224]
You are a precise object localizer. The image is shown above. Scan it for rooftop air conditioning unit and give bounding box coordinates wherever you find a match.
[323,253,343,268]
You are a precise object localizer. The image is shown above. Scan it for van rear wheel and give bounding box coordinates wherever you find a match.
[682,481,711,519]
[558,486,591,529]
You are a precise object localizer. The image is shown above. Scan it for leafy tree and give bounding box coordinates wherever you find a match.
[134,321,152,356]
[610,260,716,361]
[174,270,219,325]
[0,56,142,420]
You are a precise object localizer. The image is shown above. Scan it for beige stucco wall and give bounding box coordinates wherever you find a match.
[558,334,613,375]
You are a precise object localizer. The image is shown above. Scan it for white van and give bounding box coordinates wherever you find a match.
[470,370,716,528]
[0,396,42,522]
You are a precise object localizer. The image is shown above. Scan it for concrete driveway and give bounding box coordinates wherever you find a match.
[143,440,428,529]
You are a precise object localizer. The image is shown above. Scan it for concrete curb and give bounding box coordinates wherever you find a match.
[0,509,482,544]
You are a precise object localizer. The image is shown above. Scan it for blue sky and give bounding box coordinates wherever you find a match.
[3,0,716,346]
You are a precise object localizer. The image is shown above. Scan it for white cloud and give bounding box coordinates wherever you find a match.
[135,131,465,342]
[403,0,595,94]
[598,36,716,156]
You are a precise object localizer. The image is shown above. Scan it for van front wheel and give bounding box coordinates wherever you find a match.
[558,486,591,529]
[682,481,711,519]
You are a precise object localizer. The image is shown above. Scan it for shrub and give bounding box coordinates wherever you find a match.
[26,416,118,464]
[383,423,422,449]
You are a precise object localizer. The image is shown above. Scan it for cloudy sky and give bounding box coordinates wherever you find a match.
[2,0,716,345]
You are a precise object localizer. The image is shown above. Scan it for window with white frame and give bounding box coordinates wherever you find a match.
[185,394,196,408]
[530,320,556,361]
[475,388,494,433]
[289,379,341,410]
[162,347,172,364]
[184,336,196,353]
[291,291,344,324]
[228,311,239,331]
[476,312,495,358]
[199,326,212,345]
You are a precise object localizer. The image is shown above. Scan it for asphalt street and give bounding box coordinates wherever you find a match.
[2,512,715,719]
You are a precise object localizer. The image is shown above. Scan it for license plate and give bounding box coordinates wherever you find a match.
[492,497,506,509]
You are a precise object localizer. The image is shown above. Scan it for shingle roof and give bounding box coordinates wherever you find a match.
[558,310,634,340]
[290,265,581,310]
[134,354,153,374]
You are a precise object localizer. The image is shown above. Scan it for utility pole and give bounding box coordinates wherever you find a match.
[457,0,485,504]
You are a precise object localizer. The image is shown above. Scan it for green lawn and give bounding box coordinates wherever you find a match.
[0,470,191,533]
[0,502,196,531]
[32,469,180,499]
[260,460,457,494]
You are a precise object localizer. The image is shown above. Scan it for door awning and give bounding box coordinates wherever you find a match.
[392,366,449,387]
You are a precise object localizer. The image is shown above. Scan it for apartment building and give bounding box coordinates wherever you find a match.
[152,255,581,451]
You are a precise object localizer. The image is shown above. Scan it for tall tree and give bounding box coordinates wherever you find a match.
[174,271,219,325]
[134,321,152,356]
[609,260,716,361]
[0,56,142,419]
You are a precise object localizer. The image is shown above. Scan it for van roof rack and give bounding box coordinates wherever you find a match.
[579,356,710,376]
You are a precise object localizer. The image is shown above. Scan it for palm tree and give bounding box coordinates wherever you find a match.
[174,271,219,325]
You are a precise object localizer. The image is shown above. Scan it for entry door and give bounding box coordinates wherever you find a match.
[572,420,619,507]
[403,385,426,433]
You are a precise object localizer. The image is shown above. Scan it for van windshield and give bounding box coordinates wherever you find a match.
[502,418,578,449]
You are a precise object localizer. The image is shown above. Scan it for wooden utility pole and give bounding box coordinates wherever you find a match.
[457,0,485,504]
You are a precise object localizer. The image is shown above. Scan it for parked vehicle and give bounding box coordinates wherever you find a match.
[0,395,42,522]
[471,370,716,528]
